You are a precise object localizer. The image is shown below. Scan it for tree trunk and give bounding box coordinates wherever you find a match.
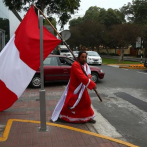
[118,49,125,63]
[41,1,45,12]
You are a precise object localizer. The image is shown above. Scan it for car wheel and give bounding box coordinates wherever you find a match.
[30,75,41,88]
[91,72,99,83]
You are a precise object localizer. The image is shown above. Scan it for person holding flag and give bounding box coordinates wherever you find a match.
[51,51,97,123]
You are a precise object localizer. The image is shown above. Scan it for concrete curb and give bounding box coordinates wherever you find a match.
[119,66,146,69]
[119,64,146,69]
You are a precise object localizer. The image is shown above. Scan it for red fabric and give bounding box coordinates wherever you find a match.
[0,6,61,112]
[15,6,61,71]
[88,74,91,79]
[60,61,96,123]
[0,80,17,112]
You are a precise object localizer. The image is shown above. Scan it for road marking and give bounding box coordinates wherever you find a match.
[92,105,126,140]
[0,119,138,147]
[0,125,5,137]
[123,69,128,70]
[137,71,147,74]
[108,65,119,68]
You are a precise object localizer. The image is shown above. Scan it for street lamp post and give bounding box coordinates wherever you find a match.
[39,15,48,132]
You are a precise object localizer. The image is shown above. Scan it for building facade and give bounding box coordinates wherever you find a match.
[0,0,21,52]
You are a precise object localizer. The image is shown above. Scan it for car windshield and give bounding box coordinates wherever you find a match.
[60,49,69,53]
[87,52,99,56]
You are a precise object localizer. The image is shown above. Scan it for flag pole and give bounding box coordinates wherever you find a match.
[33,4,102,102]
[38,14,48,132]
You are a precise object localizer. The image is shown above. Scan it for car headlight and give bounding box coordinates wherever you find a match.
[88,57,92,60]
[100,69,103,73]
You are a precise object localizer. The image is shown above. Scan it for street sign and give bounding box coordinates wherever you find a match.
[61,30,71,41]
[136,37,141,48]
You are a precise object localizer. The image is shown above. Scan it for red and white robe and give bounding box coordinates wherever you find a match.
[51,61,96,123]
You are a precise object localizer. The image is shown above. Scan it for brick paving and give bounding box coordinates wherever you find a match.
[0,84,136,147]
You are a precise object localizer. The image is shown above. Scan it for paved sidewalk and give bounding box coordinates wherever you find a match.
[0,86,139,147]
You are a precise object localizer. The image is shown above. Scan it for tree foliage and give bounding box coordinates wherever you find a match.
[120,0,147,25]
[68,4,147,60]
[83,6,126,27]
[68,6,127,49]
[2,0,80,28]
[68,20,105,48]
[110,24,145,47]
[120,0,147,57]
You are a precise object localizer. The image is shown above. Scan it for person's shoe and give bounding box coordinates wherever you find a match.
[88,119,96,124]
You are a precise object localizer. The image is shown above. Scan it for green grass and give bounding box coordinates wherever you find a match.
[102,58,141,64]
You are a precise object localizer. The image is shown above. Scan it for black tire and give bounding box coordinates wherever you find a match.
[91,72,99,83]
[30,75,41,88]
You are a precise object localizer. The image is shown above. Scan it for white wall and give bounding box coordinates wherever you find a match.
[9,11,20,37]
[0,0,9,19]
[0,0,21,38]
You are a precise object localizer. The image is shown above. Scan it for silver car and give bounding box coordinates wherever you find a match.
[86,51,102,65]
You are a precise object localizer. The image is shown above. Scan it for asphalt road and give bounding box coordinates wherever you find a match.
[89,65,147,147]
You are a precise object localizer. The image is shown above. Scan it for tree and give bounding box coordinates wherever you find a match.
[102,8,126,28]
[68,20,105,50]
[2,0,80,28]
[121,0,147,24]
[121,0,147,57]
[68,6,126,50]
[69,17,83,28]
[109,23,145,62]
[83,6,126,27]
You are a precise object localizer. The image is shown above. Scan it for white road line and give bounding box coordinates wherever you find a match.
[0,125,5,137]
[122,69,128,70]
[92,105,127,141]
[137,71,147,75]
[108,65,119,68]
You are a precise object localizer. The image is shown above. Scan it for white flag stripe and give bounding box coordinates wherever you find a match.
[0,35,35,97]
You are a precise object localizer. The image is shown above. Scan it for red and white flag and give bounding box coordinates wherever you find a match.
[0,6,61,111]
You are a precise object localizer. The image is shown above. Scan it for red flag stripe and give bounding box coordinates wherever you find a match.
[0,6,61,112]
[0,80,17,112]
[15,6,61,71]
[0,35,35,98]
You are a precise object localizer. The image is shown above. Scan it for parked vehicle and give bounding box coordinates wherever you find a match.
[73,51,79,58]
[58,45,73,58]
[30,55,105,88]
[86,51,102,65]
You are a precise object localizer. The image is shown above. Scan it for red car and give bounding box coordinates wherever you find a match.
[30,55,105,88]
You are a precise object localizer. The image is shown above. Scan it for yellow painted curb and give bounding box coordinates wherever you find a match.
[119,66,146,69]
[0,119,139,147]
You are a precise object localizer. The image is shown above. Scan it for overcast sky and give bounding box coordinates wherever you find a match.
[60,0,132,30]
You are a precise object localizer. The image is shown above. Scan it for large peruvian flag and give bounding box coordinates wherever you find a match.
[0,6,61,111]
